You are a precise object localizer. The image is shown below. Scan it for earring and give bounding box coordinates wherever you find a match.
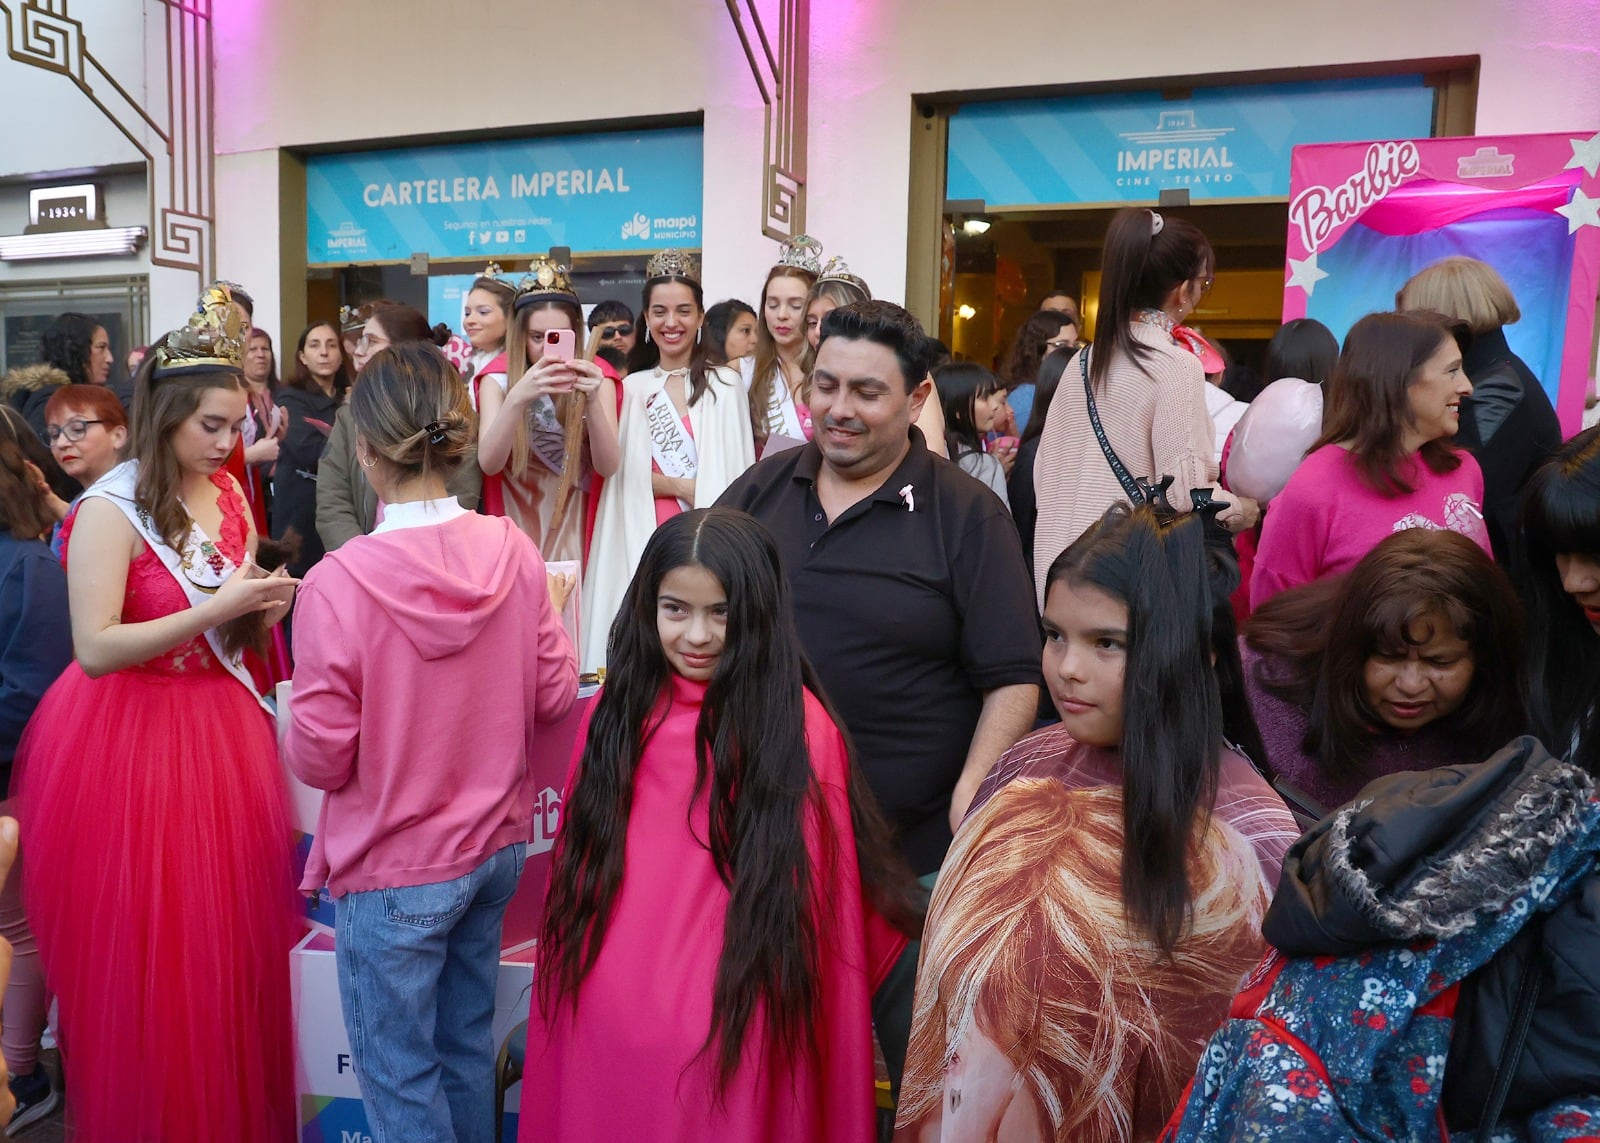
[359,452,376,469]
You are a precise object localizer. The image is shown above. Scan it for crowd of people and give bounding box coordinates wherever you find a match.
[0,209,1597,1142]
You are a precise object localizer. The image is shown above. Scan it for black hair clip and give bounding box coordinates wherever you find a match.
[424,420,447,445]
[1133,474,1178,515]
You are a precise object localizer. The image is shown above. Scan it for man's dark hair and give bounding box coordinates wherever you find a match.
[817,300,930,392]
[586,298,634,330]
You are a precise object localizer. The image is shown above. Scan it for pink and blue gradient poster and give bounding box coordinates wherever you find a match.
[1284,132,1600,433]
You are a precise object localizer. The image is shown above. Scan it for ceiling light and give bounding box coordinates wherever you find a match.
[961,217,992,236]
[0,226,148,261]
[956,304,977,320]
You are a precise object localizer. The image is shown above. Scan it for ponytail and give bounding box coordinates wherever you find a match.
[1090,207,1214,390]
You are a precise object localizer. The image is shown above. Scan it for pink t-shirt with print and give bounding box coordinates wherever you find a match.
[1251,443,1490,606]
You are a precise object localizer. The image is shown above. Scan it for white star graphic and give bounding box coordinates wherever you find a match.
[1556,188,1600,234]
[1286,253,1330,296]
[1566,131,1600,178]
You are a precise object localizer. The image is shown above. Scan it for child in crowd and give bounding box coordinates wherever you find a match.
[897,504,1297,1142]
[286,342,577,1141]
[528,507,922,1141]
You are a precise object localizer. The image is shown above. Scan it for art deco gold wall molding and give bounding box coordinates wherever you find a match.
[2,0,215,286]
[724,0,809,242]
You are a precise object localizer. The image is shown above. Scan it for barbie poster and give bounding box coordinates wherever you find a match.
[894,774,1269,1142]
[1283,132,1600,432]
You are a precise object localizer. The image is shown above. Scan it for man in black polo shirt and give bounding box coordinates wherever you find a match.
[719,300,1040,877]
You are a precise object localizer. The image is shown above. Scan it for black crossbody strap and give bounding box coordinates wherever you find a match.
[1081,347,1146,505]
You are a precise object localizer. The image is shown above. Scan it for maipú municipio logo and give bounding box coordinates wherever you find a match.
[622,212,650,240]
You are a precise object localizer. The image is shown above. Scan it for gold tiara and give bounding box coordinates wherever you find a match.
[479,260,512,285]
[514,256,579,310]
[776,234,823,276]
[645,248,700,284]
[339,303,370,333]
[154,285,245,377]
[816,255,870,296]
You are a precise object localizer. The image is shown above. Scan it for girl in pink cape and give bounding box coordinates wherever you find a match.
[523,507,924,1142]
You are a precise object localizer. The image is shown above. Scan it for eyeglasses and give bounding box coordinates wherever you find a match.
[1045,338,1076,352]
[46,418,104,444]
[355,333,390,352]
[597,323,634,340]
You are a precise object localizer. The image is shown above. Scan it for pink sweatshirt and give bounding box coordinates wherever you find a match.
[1251,443,1491,606]
[285,507,577,897]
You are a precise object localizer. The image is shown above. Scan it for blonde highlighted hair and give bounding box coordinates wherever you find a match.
[1396,256,1521,334]
[897,779,1268,1142]
[502,297,585,480]
[349,342,475,482]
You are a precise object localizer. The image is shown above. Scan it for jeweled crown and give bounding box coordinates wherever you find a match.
[154,285,246,377]
[514,256,579,310]
[645,248,700,284]
[339,303,370,333]
[776,234,824,276]
[816,255,870,296]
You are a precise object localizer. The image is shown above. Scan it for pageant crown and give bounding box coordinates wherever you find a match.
[339,303,370,333]
[776,234,824,276]
[154,285,246,377]
[645,248,701,283]
[476,260,515,286]
[816,255,870,296]
[513,255,579,310]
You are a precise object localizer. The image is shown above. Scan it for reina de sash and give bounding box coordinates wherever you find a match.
[644,378,698,480]
[80,461,272,712]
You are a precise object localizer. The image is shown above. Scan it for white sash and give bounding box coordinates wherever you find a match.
[81,461,271,712]
[644,374,698,479]
[762,373,806,441]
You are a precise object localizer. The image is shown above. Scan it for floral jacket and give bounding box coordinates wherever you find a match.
[1162,737,1600,1142]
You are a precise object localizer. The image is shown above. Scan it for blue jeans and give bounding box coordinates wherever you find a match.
[336,843,526,1143]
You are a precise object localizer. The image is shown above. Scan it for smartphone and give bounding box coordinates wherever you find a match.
[543,328,575,363]
[993,435,1019,454]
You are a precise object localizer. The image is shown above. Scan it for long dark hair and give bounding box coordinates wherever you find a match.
[702,299,755,366]
[539,508,922,1086]
[1044,504,1222,956]
[1265,318,1339,385]
[0,410,57,539]
[39,312,103,385]
[1518,427,1600,775]
[1090,207,1212,390]
[1001,310,1072,388]
[1246,528,1526,783]
[1021,346,1073,447]
[933,362,1001,460]
[1313,310,1468,495]
[626,276,716,406]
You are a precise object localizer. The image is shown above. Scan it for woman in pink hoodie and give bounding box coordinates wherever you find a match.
[284,342,577,1143]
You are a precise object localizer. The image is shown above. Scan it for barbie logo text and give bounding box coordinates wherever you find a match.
[1289,141,1421,254]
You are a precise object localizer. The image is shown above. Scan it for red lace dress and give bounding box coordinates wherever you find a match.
[15,473,297,1142]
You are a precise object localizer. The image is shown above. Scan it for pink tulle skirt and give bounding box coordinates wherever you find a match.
[16,662,297,1142]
